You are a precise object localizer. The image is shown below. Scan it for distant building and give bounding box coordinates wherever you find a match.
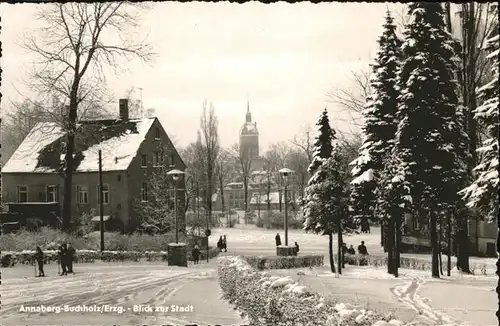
[213,101,299,213]
[1,99,186,232]
[468,219,497,257]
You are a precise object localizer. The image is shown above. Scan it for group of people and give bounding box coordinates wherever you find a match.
[342,241,369,265]
[33,243,76,277]
[217,235,227,252]
[274,233,300,254]
[341,241,369,256]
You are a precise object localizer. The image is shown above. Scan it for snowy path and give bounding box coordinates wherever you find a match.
[390,277,458,325]
[1,262,245,326]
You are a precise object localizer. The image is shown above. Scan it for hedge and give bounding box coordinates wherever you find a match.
[217,256,403,326]
[244,255,324,270]
[0,246,221,267]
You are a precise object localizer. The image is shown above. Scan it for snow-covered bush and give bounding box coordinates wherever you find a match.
[217,256,403,326]
[244,254,324,270]
[1,246,221,266]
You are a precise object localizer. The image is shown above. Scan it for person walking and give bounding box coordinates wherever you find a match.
[59,244,68,276]
[34,246,45,277]
[192,243,200,265]
[217,236,224,251]
[294,241,299,255]
[222,235,227,252]
[275,233,281,247]
[357,241,368,266]
[67,243,76,273]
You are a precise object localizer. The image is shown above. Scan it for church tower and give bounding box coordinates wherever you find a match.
[239,100,259,160]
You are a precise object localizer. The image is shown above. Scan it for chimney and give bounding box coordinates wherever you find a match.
[119,99,129,121]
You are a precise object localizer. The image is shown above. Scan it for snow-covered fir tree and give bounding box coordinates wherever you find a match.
[460,6,499,222]
[308,108,335,174]
[394,2,465,277]
[375,154,412,277]
[349,11,402,231]
[303,145,350,274]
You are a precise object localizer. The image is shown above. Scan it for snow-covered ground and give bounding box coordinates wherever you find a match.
[267,265,497,326]
[1,261,245,326]
[210,226,495,268]
[210,226,497,325]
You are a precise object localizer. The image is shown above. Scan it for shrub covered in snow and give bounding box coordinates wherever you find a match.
[217,255,403,326]
[1,246,221,266]
[244,254,324,270]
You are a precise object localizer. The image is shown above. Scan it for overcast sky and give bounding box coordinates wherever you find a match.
[0,2,406,151]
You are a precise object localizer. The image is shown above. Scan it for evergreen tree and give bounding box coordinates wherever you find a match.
[349,11,402,234]
[303,146,350,275]
[459,5,498,319]
[375,153,412,277]
[394,2,465,278]
[308,108,335,174]
[460,8,499,223]
[303,108,342,274]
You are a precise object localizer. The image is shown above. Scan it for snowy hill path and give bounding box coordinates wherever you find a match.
[1,261,245,326]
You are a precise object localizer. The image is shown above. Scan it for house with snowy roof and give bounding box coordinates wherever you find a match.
[1,99,186,232]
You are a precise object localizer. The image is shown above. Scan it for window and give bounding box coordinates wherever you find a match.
[141,155,147,168]
[46,185,58,202]
[169,153,175,167]
[18,185,28,203]
[154,127,160,140]
[141,183,148,202]
[153,151,161,167]
[97,184,110,205]
[76,185,88,204]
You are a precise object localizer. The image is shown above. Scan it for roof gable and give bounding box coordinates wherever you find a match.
[2,118,155,173]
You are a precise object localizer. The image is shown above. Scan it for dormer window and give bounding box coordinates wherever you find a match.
[154,127,160,140]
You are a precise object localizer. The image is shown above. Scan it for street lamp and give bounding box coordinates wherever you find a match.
[279,168,295,246]
[167,169,185,243]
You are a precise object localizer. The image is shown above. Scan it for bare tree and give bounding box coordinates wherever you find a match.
[326,67,372,128]
[215,147,234,214]
[24,3,154,231]
[285,149,310,201]
[135,167,175,234]
[290,123,315,163]
[264,141,292,212]
[231,143,254,213]
[200,101,220,226]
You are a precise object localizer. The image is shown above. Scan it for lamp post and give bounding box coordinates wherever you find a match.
[167,169,185,244]
[279,168,294,246]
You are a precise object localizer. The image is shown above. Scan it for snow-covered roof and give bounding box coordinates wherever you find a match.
[2,118,156,173]
[250,191,282,204]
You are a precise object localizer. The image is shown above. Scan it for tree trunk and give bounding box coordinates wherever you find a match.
[278,188,283,212]
[447,208,452,276]
[430,211,440,278]
[444,2,452,34]
[329,232,336,273]
[207,165,213,227]
[62,93,79,232]
[438,215,444,276]
[220,183,225,213]
[338,220,344,274]
[243,178,248,217]
[395,215,401,277]
[496,211,500,324]
[457,210,472,273]
[387,217,395,275]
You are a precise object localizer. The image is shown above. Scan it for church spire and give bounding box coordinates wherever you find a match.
[246,98,252,122]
